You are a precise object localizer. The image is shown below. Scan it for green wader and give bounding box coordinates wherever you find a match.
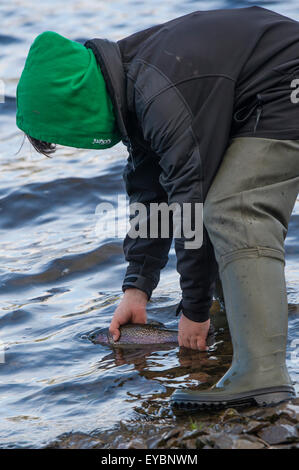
[171,137,299,409]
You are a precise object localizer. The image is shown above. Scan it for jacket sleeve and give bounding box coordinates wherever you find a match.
[174,228,218,322]
[122,143,173,299]
[138,87,221,322]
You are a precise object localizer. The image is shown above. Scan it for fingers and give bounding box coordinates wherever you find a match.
[109,318,120,342]
[178,334,208,351]
[178,314,210,351]
[178,334,191,350]
[178,334,185,348]
[190,337,199,350]
[197,338,208,352]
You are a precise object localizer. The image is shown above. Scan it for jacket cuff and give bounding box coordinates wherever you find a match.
[176,298,212,323]
[122,263,160,300]
[122,274,153,300]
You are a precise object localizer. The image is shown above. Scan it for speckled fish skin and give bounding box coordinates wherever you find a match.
[91,323,178,346]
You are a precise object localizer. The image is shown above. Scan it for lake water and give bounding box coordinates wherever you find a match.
[0,0,298,448]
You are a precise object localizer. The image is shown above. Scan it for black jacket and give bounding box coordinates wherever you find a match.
[85,6,299,321]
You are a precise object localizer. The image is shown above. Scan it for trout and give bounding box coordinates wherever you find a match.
[89,323,178,347]
[88,322,215,348]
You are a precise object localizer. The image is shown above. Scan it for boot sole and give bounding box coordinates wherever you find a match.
[171,386,295,410]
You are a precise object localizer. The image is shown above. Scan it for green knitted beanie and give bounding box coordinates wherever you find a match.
[16,31,121,149]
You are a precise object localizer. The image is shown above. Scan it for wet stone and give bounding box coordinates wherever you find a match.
[258,423,299,445]
[44,397,299,449]
[146,436,165,449]
[232,438,265,450]
[203,432,266,449]
[224,423,246,434]
[205,433,235,449]
[146,427,181,448]
[116,442,130,449]
[271,443,299,449]
[222,418,267,435]
[220,408,243,423]
[127,439,147,449]
[46,432,104,449]
[182,439,197,449]
[161,428,180,441]
[165,438,180,448]
[274,401,299,424]
[243,398,299,424]
[181,428,207,440]
[243,419,267,434]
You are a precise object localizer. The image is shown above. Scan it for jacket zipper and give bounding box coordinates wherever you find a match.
[233,93,264,133]
[253,94,264,134]
[128,141,136,170]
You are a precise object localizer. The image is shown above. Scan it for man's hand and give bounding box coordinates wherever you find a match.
[178,314,210,351]
[109,288,148,341]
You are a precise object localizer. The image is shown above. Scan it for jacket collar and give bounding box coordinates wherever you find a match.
[84,38,129,146]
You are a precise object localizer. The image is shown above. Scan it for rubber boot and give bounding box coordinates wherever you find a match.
[171,254,295,410]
